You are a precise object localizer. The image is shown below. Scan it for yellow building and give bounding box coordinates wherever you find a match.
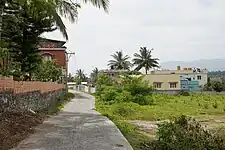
[143,74,181,90]
[143,66,208,91]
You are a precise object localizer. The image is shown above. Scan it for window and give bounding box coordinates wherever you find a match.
[154,82,162,88]
[42,54,52,60]
[169,82,177,88]
[197,75,201,80]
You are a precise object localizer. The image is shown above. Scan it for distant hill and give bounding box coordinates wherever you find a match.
[160,59,225,71]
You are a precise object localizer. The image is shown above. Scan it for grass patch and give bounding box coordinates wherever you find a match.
[42,92,75,115]
[96,101,151,150]
[96,93,225,150]
[114,120,151,150]
[97,94,225,121]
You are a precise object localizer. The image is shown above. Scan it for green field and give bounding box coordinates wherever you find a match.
[97,94,225,121]
[96,93,225,150]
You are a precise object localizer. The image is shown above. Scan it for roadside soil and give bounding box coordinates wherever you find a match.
[0,112,45,150]
[0,92,76,150]
[129,117,225,138]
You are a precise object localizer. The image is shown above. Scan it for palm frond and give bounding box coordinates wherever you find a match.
[57,0,80,23]
[108,50,131,70]
[133,53,142,59]
[52,11,68,40]
[81,0,109,12]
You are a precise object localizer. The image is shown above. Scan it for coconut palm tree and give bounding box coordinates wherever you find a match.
[108,51,131,70]
[90,67,99,86]
[133,47,159,74]
[76,69,87,84]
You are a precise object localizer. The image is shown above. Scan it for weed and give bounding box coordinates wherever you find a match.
[204,103,209,109]
[213,101,218,109]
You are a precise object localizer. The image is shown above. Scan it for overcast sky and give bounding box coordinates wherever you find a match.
[43,0,225,75]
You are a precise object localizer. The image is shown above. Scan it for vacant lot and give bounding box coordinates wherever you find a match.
[96,93,225,150]
[97,94,225,121]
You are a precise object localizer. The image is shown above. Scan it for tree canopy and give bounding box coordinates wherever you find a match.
[133,47,159,74]
[33,60,63,82]
[0,0,110,81]
[108,51,131,70]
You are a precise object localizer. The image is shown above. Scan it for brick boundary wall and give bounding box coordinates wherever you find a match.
[0,77,65,112]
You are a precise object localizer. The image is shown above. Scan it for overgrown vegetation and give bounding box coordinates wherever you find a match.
[95,74,225,150]
[203,77,225,92]
[33,60,63,82]
[97,92,225,121]
[141,115,225,150]
[95,73,154,106]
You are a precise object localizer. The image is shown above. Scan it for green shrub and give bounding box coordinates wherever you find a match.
[95,73,113,95]
[122,76,153,96]
[100,86,118,102]
[115,91,133,102]
[212,81,224,92]
[142,115,225,150]
[113,104,135,117]
[96,75,155,106]
[112,102,140,117]
[133,94,154,105]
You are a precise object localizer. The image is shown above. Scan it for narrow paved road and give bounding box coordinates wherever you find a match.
[12,91,133,150]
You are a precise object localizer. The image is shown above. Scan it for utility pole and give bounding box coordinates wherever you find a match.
[65,51,75,93]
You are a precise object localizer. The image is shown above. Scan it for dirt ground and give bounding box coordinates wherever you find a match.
[0,112,45,150]
[129,117,225,138]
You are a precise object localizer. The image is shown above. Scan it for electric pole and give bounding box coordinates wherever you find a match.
[65,51,75,93]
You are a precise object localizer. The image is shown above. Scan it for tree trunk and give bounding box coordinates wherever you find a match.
[0,0,5,47]
[0,5,3,50]
[145,68,148,74]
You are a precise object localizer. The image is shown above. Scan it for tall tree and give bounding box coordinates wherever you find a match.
[133,47,159,74]
[0,0,109,41]
[76,69,87,84]
[1,0,109,77]
[90,67,99,86]
[108,51,131,70]
[2,1,57,78]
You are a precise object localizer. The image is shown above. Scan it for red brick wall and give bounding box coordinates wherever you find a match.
[40,50,66,69]
[0,77,64,94]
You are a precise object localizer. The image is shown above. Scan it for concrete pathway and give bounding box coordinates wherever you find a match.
[12,91,133,150]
